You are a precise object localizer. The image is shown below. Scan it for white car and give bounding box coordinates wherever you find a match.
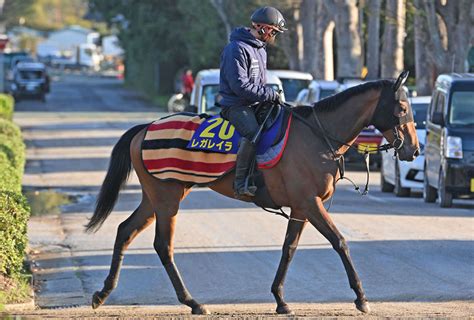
[295,79,339,105]
[268,70,313,103]
[189,69,285,114]
[380,96,431,196]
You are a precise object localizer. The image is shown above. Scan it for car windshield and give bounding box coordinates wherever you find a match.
[280,79,310,102]
[18,70,44,80]
[201,85,220,114]
[319,89,336,100]
[202,83,281,114]
[412,102,429,129]
[449,91,474,126]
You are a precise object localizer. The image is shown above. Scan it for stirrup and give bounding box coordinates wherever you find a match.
[234,176,257,198]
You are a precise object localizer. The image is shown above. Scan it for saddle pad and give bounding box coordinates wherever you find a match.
[141,112,292,185]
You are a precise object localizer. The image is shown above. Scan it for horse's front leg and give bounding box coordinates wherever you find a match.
[305,196,370,313]
[271,217,306,314]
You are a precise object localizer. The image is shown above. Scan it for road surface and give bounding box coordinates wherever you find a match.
[8,73,474,318]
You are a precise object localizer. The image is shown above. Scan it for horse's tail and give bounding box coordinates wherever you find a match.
[85,123,148,233]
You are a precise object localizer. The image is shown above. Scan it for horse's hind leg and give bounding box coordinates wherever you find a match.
[144,181,210,315]
[306,197,370,313]
[92,193,154,309]
[271,218,306,314]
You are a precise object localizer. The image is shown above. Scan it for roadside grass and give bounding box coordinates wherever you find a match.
[0,272,32,310]
[24,190,74,216]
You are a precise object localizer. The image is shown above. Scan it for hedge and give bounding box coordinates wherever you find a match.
[0,191,29,276]
[0,118,21,138]
[0,152,21,194]
[0,96,30,279]
[0,94,14,121]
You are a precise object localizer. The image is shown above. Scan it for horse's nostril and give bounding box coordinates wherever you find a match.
[413,149,420,157]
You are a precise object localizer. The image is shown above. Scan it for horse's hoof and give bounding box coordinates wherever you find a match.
[276,303,294,315]
[92,291,104,309]
[355,298,370,313]
[192,304,211,315]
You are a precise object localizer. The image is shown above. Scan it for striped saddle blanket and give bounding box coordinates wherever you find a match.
[141,111,292,185]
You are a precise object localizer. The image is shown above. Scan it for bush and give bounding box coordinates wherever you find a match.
[0,118,22,138]
[0,95,14,121]
[0,133,25,174]
[0,153,21,194]
[0,191,30,277]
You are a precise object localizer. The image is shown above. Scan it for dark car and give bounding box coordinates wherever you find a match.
[11,62,49,102]
[423,73,474,207]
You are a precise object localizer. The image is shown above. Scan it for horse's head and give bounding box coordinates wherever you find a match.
[372,71,420,161]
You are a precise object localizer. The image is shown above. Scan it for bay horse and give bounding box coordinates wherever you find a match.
[86,73,419,315]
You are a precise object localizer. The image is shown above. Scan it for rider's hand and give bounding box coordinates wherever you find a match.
[273,89,283,105]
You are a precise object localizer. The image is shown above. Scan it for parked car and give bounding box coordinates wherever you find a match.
[10,62,49,102]
[295,80,339,105]
[380,96,430,196]
[268,70,313,103]
[188,69,285,114]
[3,52,33,89]
[334,79,384,167]
[423,73,474,207]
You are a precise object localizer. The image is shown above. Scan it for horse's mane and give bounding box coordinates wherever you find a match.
[293,79,394,117]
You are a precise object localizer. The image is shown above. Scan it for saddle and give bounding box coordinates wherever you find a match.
[141,106,292,208]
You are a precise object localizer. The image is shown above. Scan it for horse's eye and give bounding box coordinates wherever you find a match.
[395,101,408,117]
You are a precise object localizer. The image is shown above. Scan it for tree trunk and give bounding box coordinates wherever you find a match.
[301,0,317,74]
[280,3,303,70]
[326,0,363,79]
[381,0,406,79]
[366,0,381,79]
[414,0,434,95]
[323,21,336,80]
[209,0,232,41]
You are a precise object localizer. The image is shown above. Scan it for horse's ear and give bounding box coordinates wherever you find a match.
[392,70,409,92]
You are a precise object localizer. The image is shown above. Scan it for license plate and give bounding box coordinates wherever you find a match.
[357,143,378,154]
[471,178,474,192]
[26,84,37,91]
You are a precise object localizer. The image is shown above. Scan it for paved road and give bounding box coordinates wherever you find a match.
[12,74,474,317]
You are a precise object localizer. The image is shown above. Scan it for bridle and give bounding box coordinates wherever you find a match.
[287,81,414,199]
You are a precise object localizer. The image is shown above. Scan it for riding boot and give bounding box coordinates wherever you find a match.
[234,137,257,198]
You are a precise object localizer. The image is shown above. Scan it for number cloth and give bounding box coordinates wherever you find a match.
[141,112,292,185]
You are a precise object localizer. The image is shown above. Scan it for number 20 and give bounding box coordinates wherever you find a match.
[200,118,235,140]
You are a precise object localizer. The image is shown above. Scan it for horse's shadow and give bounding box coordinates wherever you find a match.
[36,239,473,307]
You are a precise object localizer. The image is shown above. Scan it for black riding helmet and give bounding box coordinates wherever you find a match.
[251,6,288,33]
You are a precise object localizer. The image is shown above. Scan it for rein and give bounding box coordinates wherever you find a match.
[286,100,404,208]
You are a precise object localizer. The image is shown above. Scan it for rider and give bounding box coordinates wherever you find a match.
[218,6,287,199]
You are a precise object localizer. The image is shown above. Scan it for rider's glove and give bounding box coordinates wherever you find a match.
[273,89,283,105]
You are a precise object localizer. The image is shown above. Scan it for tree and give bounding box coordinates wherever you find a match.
[366,0,382,79]
[411,0,473,93]
[381,0,406,79]
[326,0,363,79]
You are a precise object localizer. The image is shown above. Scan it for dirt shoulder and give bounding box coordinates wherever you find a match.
[5,301,473,319]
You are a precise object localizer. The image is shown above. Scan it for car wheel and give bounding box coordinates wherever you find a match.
[380,165,394,192]
[394,161,410,197]
[423,167,437,203]
[438,168,453,208]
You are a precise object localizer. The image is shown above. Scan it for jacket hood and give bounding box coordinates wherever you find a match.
[229,27,265,48]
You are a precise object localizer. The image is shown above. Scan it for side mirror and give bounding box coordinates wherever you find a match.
[432,112,444,126]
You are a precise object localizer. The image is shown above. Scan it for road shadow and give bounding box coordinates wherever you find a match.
[35,239,474,307]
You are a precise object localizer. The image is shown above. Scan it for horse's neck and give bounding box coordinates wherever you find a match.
[318,90,381,153]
